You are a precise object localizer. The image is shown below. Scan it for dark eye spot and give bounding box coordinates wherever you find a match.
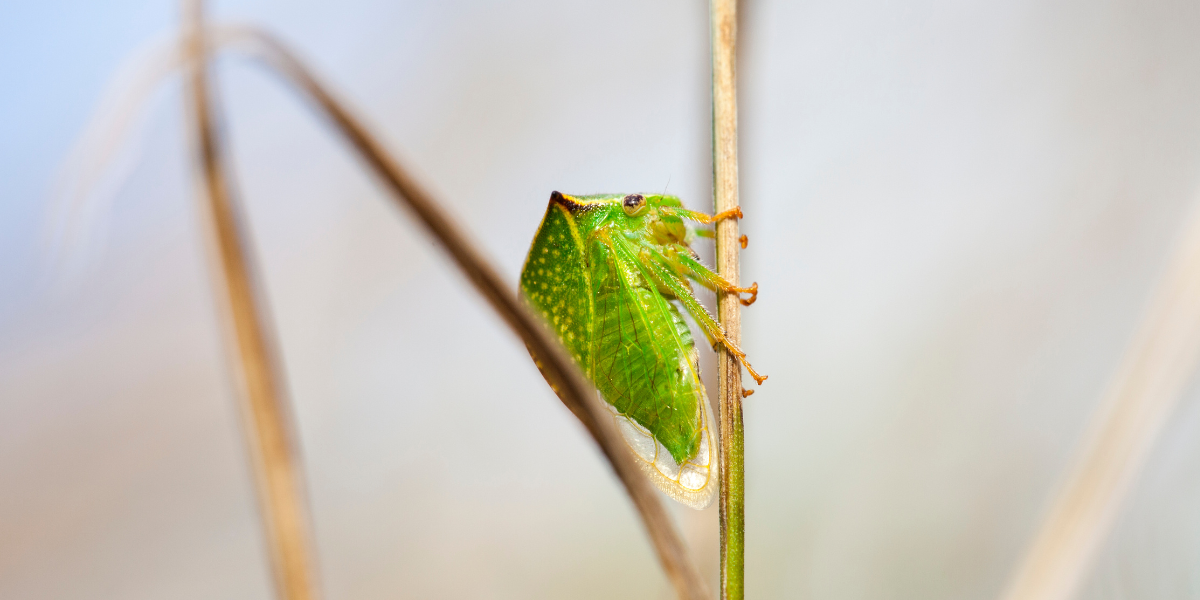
[622,194,645,214]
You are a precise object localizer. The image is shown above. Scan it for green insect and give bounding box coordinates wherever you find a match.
[520,191,765,508]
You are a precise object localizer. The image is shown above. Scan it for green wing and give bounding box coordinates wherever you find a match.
[519,202,593,369]
[588,233,704,465]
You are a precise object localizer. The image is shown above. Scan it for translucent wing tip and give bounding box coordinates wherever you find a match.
[606,394,718,510]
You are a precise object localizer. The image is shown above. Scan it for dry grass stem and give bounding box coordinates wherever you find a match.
[710,1,747,599]
[212,25,711,600]
[999,199,1200,600]
[47,35,182,274]
[183,6,319,600]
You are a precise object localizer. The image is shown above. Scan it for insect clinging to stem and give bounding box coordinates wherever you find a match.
[520,191,764,508]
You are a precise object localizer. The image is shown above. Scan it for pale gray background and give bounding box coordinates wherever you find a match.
[4,0,1200,598]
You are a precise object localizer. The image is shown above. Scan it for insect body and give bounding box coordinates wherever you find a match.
[520,191,764,508]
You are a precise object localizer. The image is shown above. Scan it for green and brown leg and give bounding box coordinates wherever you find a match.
[662,205,743,225]
[665,245,758,306]
[612,237,767,385]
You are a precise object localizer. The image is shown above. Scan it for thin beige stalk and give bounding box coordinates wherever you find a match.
[999,199,1200,600]
[214,26,711,600]
[183,6,319,600]
[710,1,746,599]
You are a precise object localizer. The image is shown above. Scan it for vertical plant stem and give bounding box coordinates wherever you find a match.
[183,9,319,600]
[710,1,745,599]
[998,200,1200,600]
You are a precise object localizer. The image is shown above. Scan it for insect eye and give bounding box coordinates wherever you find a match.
[622,194,646,215]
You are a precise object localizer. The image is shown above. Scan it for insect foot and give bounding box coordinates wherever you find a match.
[742,359,768,386]
[713,206,744,222]
[742,388,755,398]
[736,282,759,307]
[739,234,748,249]
[720,340,767,386]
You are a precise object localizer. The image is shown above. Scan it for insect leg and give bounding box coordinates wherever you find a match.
[611,237,767,385]
[660,206,743,224]
[664,245,758,306]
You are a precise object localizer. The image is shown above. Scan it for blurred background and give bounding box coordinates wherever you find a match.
[4,0,1200,598]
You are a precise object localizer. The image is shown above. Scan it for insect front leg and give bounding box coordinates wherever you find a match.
[663,245,758,306]
[660,206,743,225]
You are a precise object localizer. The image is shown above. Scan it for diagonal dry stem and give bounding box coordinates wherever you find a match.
[999,199,1200,600]
[211,25,712,600]
[182,4,319,600]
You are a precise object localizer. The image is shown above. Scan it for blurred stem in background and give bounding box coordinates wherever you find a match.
[999,200,1200,600]
[711,0,746,598]
[182,2,320,600]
